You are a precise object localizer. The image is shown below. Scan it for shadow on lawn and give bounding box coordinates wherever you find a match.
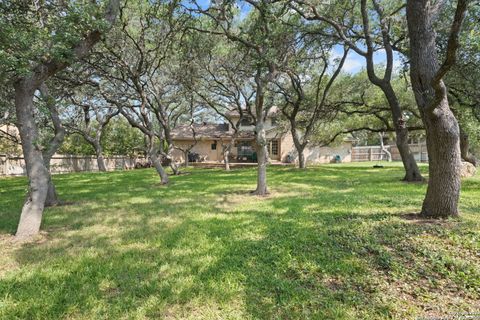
[0,165,478,319]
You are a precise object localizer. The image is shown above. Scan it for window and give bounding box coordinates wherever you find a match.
[240,116,253,126]
[270,140,279,156]
[211,142,217,150]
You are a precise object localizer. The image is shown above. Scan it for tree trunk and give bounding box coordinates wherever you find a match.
[379,133,392,162]
[45,179,59,207]
[97,153,107,172]
[184,151,189,167]
[224,145,231,171]
[289,121,307,169]
[460,126,477,166]
[407,0,462,218]
[150,152,169,184]
[170,161,180,175]
[40,83,65,207]
[381,83,423,181]
[298,150,306,169]
[14,81,50,239]
[43,162,59,207]
[396,127,423,181]
[94,142,107,172]
[420,99,461,217]
[254,120,268,195]
[297,152,306,169]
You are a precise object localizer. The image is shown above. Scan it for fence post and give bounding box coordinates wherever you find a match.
[368,147,372,161]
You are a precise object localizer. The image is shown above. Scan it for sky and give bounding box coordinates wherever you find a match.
[330,46,404,74]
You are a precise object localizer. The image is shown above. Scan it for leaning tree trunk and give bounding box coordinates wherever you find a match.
[382,84,423,181]
[150,153,169,184]
[148,143,169,184]
[407,0,463,218]
[460,126,477,166]
[170,161,180,175]
[254,120,268,195]
[40,83,65,207]
[14,81,50,239]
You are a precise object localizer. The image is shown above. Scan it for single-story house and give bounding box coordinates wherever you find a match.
[171,107,354,165]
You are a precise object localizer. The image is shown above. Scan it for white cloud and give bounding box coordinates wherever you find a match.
[329,49,365,74]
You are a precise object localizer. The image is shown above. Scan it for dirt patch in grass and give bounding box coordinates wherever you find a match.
[399,212,456,225]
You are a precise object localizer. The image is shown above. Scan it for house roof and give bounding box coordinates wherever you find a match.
[171,123,255,140]
[172,123,228,139]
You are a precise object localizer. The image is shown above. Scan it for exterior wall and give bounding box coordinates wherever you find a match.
[172,138,284,163]
[280,131,353,164]
[0,154,142,176]
[172,139,228,162]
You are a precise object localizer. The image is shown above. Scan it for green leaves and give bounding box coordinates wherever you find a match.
[0,1,113,80]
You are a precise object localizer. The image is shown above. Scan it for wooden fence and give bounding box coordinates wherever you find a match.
[0,154,145,176]
[351,144,428,162]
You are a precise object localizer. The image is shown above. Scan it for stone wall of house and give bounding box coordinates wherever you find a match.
[172,140,228,162]
[0,154,143,176]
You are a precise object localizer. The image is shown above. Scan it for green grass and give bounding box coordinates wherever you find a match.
[0,163,479,319]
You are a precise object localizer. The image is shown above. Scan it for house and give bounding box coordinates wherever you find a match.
[0,124,22,154]
[171,107,354,165]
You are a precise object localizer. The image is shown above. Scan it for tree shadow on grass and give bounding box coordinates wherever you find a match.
[2,207,399,319]
[0,165,478,319]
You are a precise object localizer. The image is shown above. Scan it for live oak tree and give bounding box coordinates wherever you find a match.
[308,71,424,150]
[65,86,120,172]
[292,0,424,181]
[275,41,349,169]
[188,35,254,171]
[0,0,120,239]
[192,0,296,195]
[406,0,470,217]
[1,79,66,206]
[91,1,190,181]
[59,117,147,158]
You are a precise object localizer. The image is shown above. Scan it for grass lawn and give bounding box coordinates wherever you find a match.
[0,163,479,319]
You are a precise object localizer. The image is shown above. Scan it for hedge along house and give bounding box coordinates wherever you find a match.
[170,106,354,164]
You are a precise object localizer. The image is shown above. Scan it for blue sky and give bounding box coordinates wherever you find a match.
[330,45,404,74]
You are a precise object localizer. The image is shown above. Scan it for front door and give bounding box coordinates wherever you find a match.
[268,139,280,160]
